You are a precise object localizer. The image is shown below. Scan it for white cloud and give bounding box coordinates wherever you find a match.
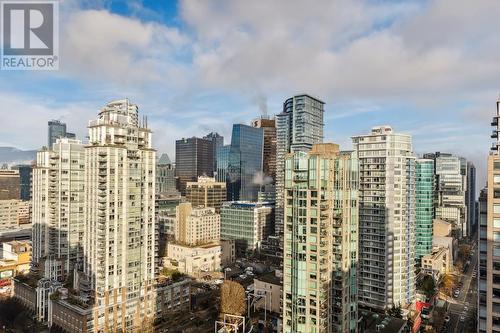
[181,0,500,106]
[60,9,190,87]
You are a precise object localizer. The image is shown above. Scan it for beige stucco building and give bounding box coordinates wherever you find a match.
[175,202,220,246]
[165,242,221,275]
[186,176,226,213]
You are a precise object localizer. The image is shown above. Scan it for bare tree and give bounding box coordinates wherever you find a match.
[220,280,246,321]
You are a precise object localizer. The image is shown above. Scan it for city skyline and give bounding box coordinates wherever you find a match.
[0,0,497,192]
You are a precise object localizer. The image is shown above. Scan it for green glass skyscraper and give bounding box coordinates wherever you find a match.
[416,158,434,264]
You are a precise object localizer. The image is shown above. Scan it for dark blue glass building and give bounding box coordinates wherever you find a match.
[227,124,263,201]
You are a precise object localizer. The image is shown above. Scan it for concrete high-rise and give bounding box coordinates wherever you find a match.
[282,143,358,333]
[84,99,156,330]
[478,97,500,333]
[175,137,214,195]
[185,176,226,213]
[275,94,324,236]
[227,124,263,201]
[48,120,75,149]
[32,138,85,278]
[352,125,416,310]
[416,159,435,264]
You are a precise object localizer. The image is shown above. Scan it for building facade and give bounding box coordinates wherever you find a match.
[220,201,273,256]
[48,120,75,149]
[227,124,264,202]
[0,169,20,200]
[251,116,277,182]
[12,164,32,201]
[32,138,85,278]
[0,199,28,231]
[478,97,500,333]
[175,202,220,246]
[186,176,226,213]
[165,243,221,275]
[203,132,224,173]
[175,137,214,195]
[282,143,358,333]
[156,153,177,195]
[216,145,230,183]
[84,99,156,331]
[275,94,325,236]
[416,159,434,264]
[424,152,468,238]
[352,125,416,310]
[466,161,477,236]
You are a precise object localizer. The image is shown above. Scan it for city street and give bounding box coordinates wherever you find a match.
[443,243,478,333]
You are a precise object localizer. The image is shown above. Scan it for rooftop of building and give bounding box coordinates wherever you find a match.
[360,311,407,333]
[254,270,282,287]
[221,201,274,208]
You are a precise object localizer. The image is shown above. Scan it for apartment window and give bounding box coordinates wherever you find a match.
[495,204,500,214]
[495,189,500,199]
[495,175,500,184]
[495,161,500,170]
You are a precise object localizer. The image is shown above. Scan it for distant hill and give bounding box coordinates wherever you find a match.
[0,147,37,165]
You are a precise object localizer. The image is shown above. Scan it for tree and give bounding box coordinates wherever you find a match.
[387,304,403,319]
[439,273,456,296]
[421,274,436,300]
[458,244,471,259]
[219,280,246,320]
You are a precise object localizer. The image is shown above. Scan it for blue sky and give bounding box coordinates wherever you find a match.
[1,0,498,189]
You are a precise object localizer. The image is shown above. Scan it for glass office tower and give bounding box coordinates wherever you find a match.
[227,124,263,201]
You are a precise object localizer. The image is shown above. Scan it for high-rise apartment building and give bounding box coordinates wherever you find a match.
[416,159,434,264]
[175,202,220,246]
[48,120,75,149]
[32,138,85,277]
[275,94,325,236]
[175,137,214,195]
[185,176,226,213]
[216,145,230,183]
[282,143,358,333]
[0,169,20,200]
[478,97,500,333]
[220,201,273,256]
[227,124,263,201]
[352,125,416,310]
[251,116,276,182]
[466,161,477,235]
[84,99,156,330]
[156,153,177,195]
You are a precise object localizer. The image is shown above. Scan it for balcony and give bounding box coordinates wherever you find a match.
[493,130,498,139]
[493,116,499,127]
